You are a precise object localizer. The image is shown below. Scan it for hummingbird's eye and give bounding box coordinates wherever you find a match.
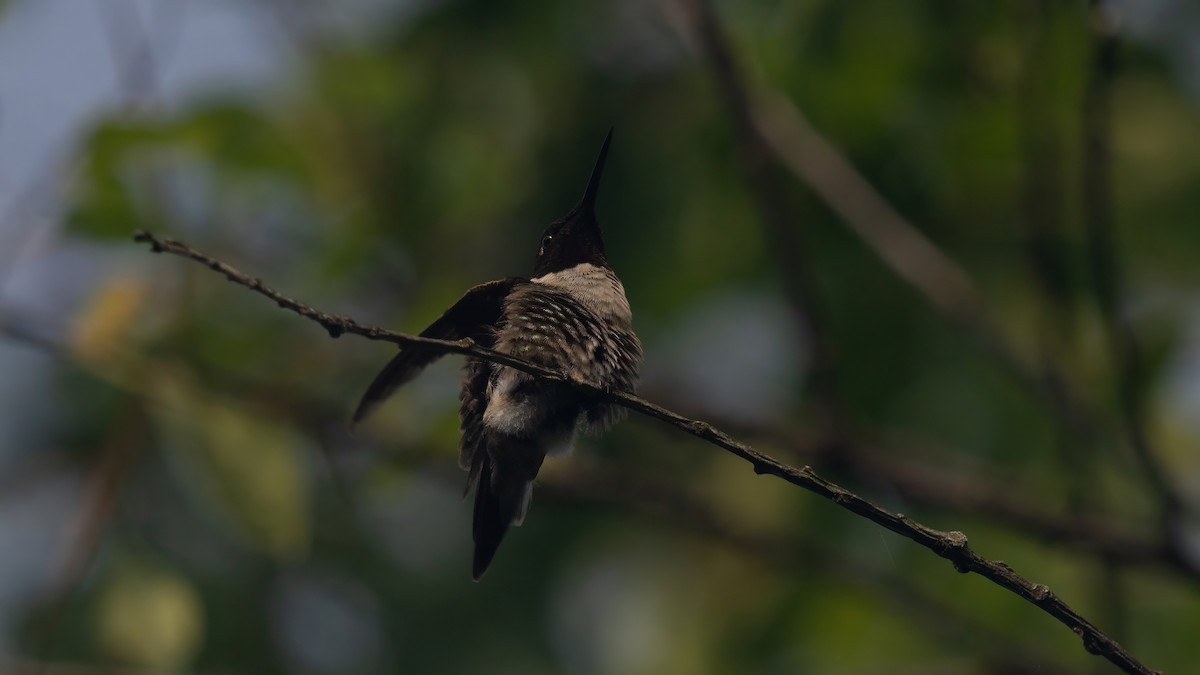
[539,233,553,255]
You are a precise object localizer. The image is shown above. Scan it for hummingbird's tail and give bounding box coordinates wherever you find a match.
[470,443,543,580]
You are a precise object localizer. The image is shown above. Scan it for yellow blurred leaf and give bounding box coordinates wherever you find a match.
[72,276,148,365]
[96,565,204,669]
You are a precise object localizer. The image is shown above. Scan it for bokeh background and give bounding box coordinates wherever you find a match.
[1,0,1199,673]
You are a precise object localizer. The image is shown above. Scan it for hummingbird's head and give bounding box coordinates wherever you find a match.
[532,129,614,278]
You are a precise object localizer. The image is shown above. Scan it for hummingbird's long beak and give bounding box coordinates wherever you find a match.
[576,128,613,221]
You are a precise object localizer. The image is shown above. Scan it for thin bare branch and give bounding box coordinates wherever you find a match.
[133,230,1159,675]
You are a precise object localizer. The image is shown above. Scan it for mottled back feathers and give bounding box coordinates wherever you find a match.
[353,130,639,579]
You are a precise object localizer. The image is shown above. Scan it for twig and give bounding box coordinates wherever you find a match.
[133,230,1159,675]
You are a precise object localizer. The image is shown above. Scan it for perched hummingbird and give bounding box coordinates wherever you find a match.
[354,131,642,580]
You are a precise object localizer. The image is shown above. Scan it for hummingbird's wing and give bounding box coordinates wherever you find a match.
[352,277,526,425]
[458,357,490,485]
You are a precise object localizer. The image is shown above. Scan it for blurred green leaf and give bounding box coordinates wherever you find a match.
[65,122,167,239]
[153,376,312,558]
[66,104,308,241]
[176,104,309,179]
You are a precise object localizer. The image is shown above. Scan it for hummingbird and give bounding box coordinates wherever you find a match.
[353,131,642,580]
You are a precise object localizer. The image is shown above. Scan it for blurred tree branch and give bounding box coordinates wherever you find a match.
[1016,0,1086,501]
[663,403,1199,582]
[343,451,1079,673]
[1017,0,1129,643]
[658,0,845,449]
[668,0,1198,642]
[17,7,183,664]
[133,230,1158,675]
[1081,0,1185,536]
[536,463,1085,675]
[212,352,1196,581]
[775,426,1187,576]
[662,0,1168,525]
[34,403,148,664]
[664,0,978,318]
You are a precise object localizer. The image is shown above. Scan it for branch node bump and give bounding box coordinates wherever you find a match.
[132,230,162,252]
[945,530,969,549]
[1077,628,1105,656]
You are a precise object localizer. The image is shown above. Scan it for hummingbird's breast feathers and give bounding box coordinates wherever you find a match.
[503,263,639,383]
[531,262,632,324]
[481,264,641,438]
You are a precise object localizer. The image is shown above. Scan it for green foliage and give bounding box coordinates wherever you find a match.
[154,376,312,558]
[66,104,309,240]
[17,1,1200,673]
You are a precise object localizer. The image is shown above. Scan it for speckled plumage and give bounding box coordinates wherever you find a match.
[355,130,639,579]
[456,266,641,533]
[482,266,640,436]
